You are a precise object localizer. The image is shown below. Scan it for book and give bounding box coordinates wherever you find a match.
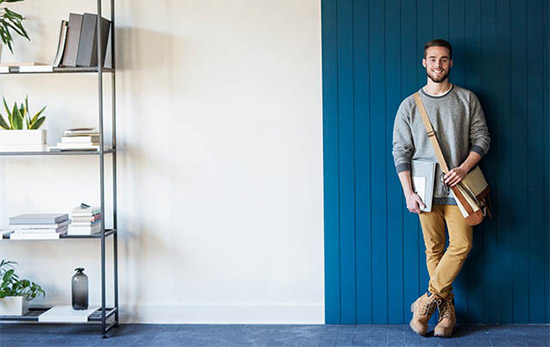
[0,144,47,152]
[61,135,100,143]
[68,223,101,235]
[0,62,50,67]
[71,204,101,215]
[76,13,111,67]
[64,128,98,136]
[52,20,69,67]
[71,213,102,223]
[17,65,54,73]
[0,63,53,73]
[411,160,437,212]
[38,305,99,323]
[10,232,63,240]
[61,13,84,67]
[49,146,99,152]
[9,214,69,225]
[12,226,68,234]
[55,142,99,148]
[9,220,71,229]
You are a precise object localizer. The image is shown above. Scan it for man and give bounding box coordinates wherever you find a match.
[392,39,490,337]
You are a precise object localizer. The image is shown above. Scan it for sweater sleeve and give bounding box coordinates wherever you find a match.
[469,93,491,157]
[392,101,415,173]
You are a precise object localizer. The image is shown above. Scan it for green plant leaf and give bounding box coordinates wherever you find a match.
[0,114,9,129]
[12,102,23,129]
[4,8,23,21]
[3,269,14,282]
[30,105,46,124]
[29,116,45,129]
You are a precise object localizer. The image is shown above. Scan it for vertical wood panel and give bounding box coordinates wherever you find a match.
[323,0,550,324]
[433,0,450,40]
[495,0,513,324]
[510,0,529,324]
[385,0,403,325]
[544,0,550,324]
[321,0,341,324]
[463,0,485,324]
[337,0,357,325]
[400,0,421,323]
[526,0,546,324]
[353,0,373,324]
[369,0,388,324]
[448,0,468,321]
[481,0,500,325]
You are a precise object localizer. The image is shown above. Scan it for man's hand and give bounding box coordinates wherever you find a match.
[444,166,467,187]
[406,193,426,214]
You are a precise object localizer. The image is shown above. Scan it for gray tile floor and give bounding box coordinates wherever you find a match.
[0,324,548,346]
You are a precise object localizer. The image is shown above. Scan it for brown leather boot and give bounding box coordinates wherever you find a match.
[434,296,456,337]
[409,292,443,336]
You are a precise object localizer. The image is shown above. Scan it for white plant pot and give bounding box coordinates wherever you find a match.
[0,296,29,316]
[0,129,47,152]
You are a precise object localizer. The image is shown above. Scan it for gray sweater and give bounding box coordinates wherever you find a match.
[392,85,490,205]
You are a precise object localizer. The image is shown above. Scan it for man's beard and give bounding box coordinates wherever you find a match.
[426,68,450,83]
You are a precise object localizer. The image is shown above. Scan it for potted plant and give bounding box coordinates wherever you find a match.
[0,95,46,151]
[0,260,45,316]
[0,0,30,59]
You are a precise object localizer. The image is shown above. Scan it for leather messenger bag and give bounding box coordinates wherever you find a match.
[413,92,492,226]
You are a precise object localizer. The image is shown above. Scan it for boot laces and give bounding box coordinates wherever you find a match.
[421,296,441,315]
[440,299,455,320]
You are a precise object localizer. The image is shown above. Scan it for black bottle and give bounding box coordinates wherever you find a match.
[72,268,89,310]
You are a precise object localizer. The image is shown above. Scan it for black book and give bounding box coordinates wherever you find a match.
[61,13,83,67]
[76,13,111,67]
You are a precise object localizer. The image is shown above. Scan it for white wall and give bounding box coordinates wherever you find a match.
[0,0,324,323]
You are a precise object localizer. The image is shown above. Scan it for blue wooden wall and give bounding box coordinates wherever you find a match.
[322,0,550,324]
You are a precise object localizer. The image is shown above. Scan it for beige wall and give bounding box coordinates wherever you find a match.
[0,0,324,323]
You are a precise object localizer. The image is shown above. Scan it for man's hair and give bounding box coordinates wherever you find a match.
[424,39,452,58]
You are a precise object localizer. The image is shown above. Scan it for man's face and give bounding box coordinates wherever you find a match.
[422,46,453,83]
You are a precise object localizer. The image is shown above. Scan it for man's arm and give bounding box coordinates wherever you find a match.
[398,170,426,214]
[444,93,489,187]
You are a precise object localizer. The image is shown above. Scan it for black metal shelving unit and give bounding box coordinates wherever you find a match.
[0,0,119,338]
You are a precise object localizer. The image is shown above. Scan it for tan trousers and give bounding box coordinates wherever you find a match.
[418,204,473,299]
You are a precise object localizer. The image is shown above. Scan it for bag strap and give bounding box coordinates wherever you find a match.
[412,91,476,215]
[413,92,450,174]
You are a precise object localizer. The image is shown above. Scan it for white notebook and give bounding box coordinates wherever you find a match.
[411,160,437,212]
[38,305,99,323]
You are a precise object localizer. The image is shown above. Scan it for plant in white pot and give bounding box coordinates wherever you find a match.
[0,0,30,60]
[0,260,45,316]
[0,95,47,151]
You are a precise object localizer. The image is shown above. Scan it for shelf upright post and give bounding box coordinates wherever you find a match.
[110,0,119,328]
[96,0,107,338]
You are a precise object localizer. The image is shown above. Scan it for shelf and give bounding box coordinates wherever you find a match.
[0,148,115,156]
[0,307,117,322]
[2,229,117,240]
[0,67,114,75]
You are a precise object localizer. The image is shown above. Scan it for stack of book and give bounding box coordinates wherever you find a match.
[8,214,70,240]
[68,204,102,235]
[49,128,100,151]
[0,62,54,73]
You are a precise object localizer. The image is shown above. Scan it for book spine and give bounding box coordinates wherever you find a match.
[76,13,97,67]
[61,13,83,67]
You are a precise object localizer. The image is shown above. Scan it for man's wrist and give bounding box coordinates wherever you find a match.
[404,190,415,198]
[459,162,471,173]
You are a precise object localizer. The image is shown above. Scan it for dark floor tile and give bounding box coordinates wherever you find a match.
[456,338,493,346]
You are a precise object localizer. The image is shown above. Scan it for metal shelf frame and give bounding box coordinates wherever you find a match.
[0,0,119,338]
